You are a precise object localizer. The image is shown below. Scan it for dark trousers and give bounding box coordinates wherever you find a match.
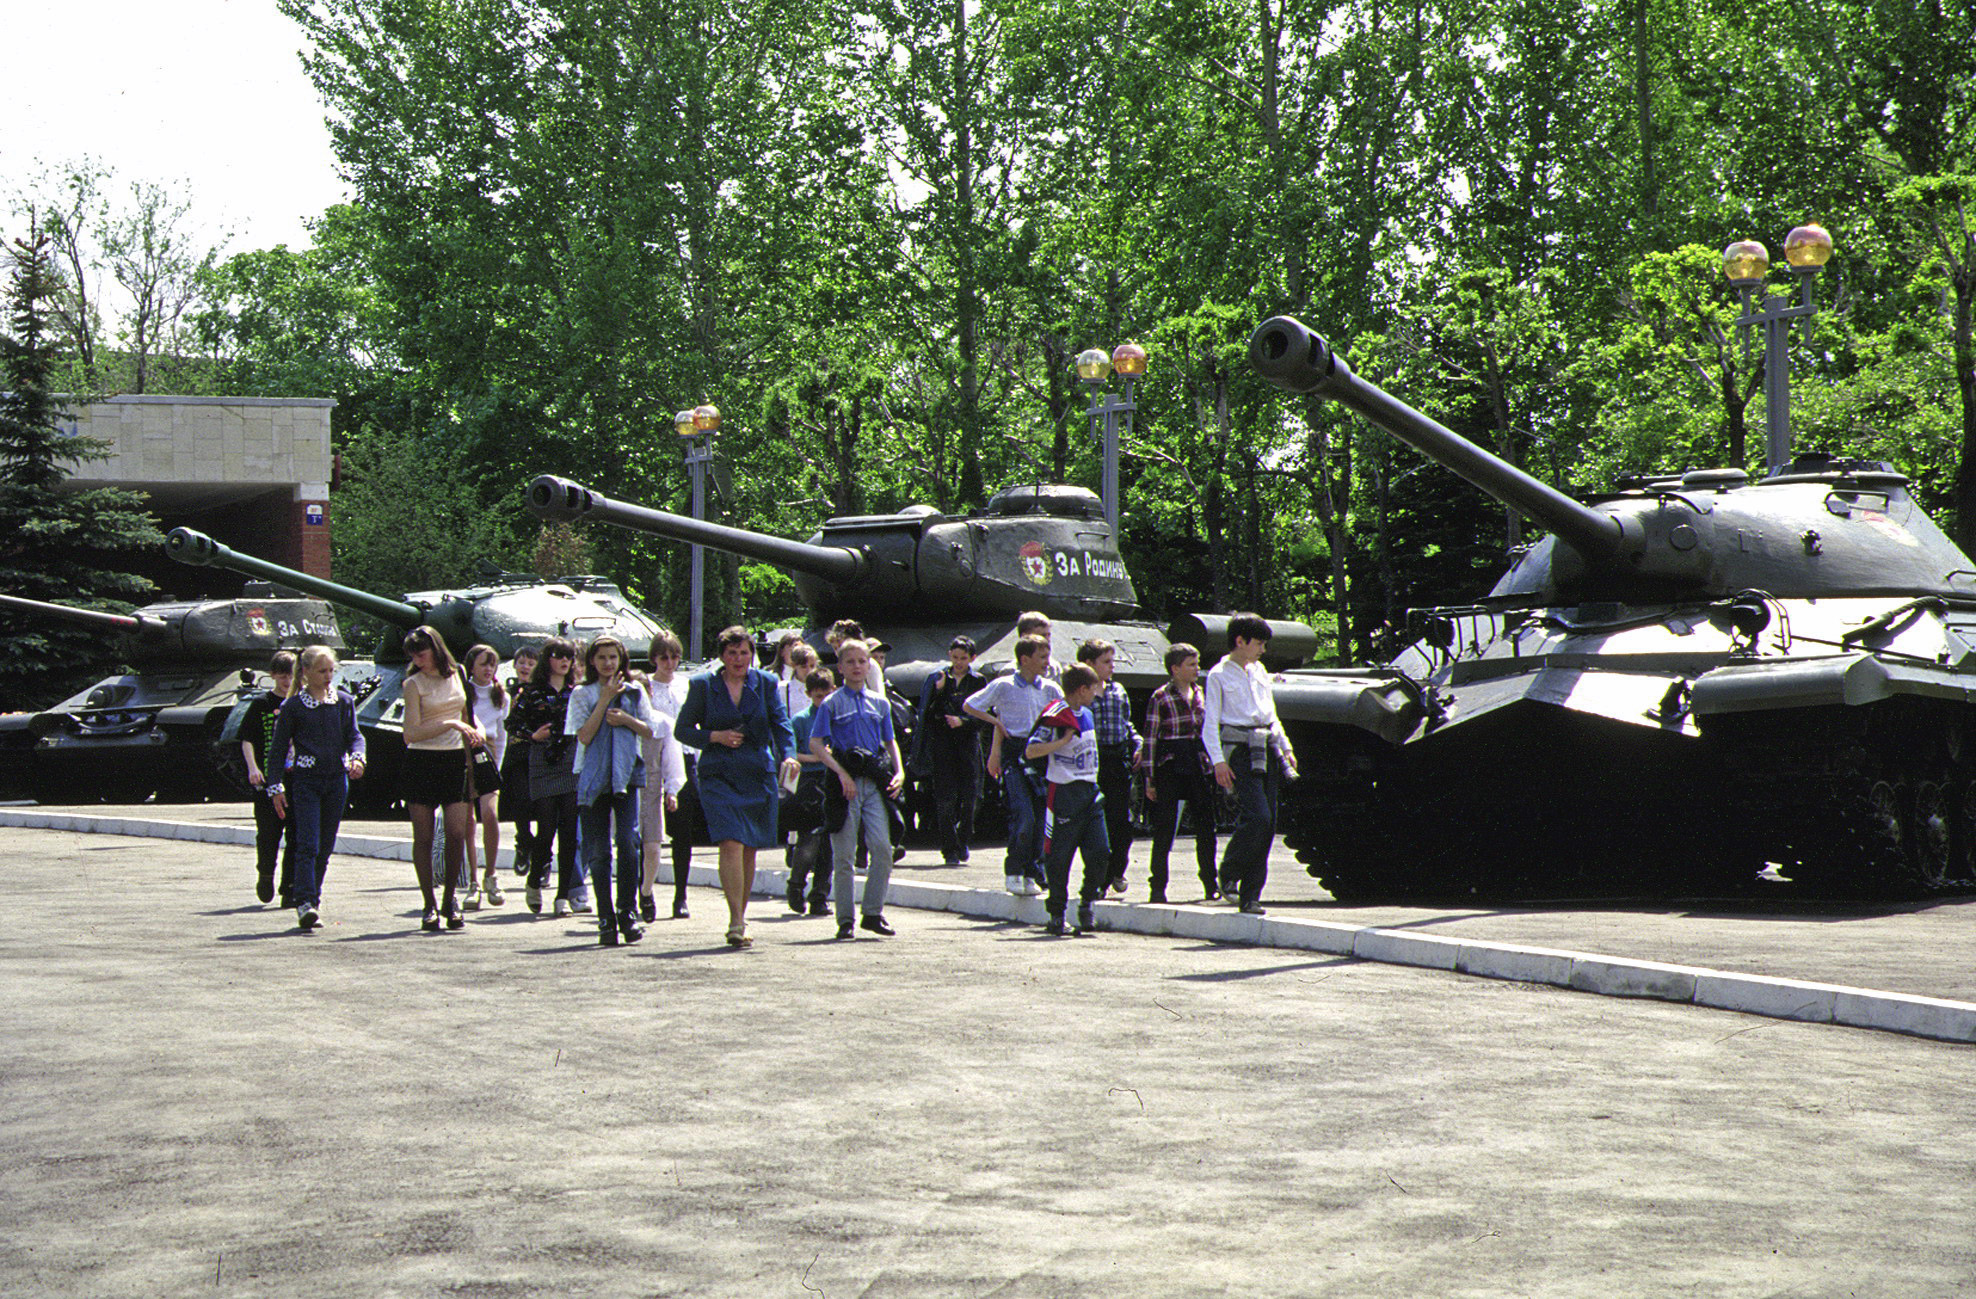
[500,746,534,871]
[289,770,348,910]
[1219,744,1281,907]
[531,790,580,898]
[668,759,704,909]
[1097,744,1134,884]
[788,828,832,903]
[927,736,981,862]
[1003,764,1046,883]
[1147,758,1218,898]
[252,790,297,901]
[1042,780,1111,917]
[580,790,641,931]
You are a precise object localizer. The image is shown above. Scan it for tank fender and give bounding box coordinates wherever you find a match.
[1270,674,1425,746]
[1690,654,1976,714]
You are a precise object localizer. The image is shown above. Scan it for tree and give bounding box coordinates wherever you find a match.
[0,225,161,708]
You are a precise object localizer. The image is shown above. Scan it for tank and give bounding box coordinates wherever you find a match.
[1249,313,1976,900]
[163,527,663,811]
[0,588,347,803]
[523,474,1320,702]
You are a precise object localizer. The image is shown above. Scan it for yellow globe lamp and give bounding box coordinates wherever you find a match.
[1722,240,1769,288]
[1784,223,1834,270]
[693,403,721,434]
[1111,342,1147,377]
[1076,348,1112,383]
[674,409,697,439]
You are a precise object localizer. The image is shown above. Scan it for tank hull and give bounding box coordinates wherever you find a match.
[1275,595,1976,900]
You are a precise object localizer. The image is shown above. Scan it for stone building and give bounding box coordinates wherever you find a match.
[60,394,335,594]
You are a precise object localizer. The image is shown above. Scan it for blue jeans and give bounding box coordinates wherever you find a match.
[1042,780,1110,917]
[289,769,349,909]
[1219,745,1280,907]
[831,776,893,923]
[580,790,641,930]
[1002,764,1045,882]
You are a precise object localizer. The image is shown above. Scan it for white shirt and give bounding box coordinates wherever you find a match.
[471,688,510,766]
[643,675,693,794]
[1200,655,1290,766]
[777,664,808,723]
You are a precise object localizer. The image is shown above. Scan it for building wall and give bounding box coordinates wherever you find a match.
[60,395,337,584]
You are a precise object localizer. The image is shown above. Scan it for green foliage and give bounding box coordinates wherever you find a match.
[0,227,162,708]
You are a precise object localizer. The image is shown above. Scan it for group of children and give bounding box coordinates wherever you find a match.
[240,611,1293,943]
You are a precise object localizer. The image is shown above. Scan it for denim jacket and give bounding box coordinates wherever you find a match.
[567,680,649,805]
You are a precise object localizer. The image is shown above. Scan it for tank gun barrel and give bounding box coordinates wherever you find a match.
[0,592,160,632]
[527,476,867,588]
[1249,315,1625,565]
[164,528,425,628]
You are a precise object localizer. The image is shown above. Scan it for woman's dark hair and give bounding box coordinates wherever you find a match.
[464,643,506,710]
[583,635,631,684]
[402,624,459,676]
[531,637,577,687]
[715,625,753,656]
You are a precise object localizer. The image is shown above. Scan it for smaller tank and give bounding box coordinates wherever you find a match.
[0,588,347,803]
[164,528,663,811]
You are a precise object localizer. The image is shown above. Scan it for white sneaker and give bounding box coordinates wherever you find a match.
[571,894,595,915]
[554,897,573,918]
[462,889,482,911]
[1021,877,1041,897]
[1005,875,1024,895]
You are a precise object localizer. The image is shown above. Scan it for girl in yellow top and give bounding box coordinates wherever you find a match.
[400,624,477,932]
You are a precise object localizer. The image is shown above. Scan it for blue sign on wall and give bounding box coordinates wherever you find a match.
[305,504,326,526]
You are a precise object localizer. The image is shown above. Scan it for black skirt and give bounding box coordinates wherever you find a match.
[495,744,530,819]
[401,746,471,807]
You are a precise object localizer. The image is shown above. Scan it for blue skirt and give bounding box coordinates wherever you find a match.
[695,748,781,849]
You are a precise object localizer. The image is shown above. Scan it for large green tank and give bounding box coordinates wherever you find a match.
[1251,313,1976,900]
[164,528,663,811]
[0,589,347,803]
[524,475,1318,702]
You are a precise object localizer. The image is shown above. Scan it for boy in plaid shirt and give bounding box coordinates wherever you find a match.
[1141,642,1218,902]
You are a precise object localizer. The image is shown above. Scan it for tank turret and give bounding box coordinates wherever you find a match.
[164,527,658,664]
[1250,314,1970,603]
[1248,313,1976,903]
[528,475,1140,626]
[0,587,348,804]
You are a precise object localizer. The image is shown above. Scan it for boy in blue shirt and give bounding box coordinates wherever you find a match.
[809,640,905,939]
[1025,663,1108,936]
[785,669,836,916]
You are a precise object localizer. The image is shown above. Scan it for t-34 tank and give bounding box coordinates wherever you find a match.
[1250,313,1976,900]
[0,589,346,803]
[163,527,662,811]
[524,475,1319,699]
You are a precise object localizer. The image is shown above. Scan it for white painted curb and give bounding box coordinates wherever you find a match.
[6,809,1971,1045]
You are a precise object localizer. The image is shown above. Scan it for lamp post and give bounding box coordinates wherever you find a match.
[1723,223,1834,477]
[1075,342,1146,534]
[676,402,720,659]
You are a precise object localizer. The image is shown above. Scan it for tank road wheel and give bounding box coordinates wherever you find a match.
[1904,778,1955,894]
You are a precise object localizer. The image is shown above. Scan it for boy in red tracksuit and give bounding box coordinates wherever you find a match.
[1025,664,1108,936]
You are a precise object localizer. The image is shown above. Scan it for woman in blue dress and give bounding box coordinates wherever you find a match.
[675,625,799,947]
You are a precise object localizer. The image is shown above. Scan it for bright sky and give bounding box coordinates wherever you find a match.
[3,0,347,256]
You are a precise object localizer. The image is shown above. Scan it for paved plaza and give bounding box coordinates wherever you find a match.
[1,823,1972,1296]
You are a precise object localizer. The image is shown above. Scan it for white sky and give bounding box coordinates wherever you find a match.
[3,0,347,256]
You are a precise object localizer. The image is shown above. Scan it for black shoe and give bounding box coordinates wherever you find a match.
[619,916,646,944]
[672,901,690,920]
[296,902,319,930]
[957,846,970,863]
[836,921,855,940]
[1075,906,1095,934]
[1239,901,1267,915]
[256,871,274,905]
[444,900,465,930]
[893,845,906,863]
[599,925,620,947]
[786,882,804,913]
[808,899,830,917]
[1044,915,1068,936]
[421,906,441,933]
[859,914,895,937]
[1149,891,1168,905]
[638,893,657,924]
